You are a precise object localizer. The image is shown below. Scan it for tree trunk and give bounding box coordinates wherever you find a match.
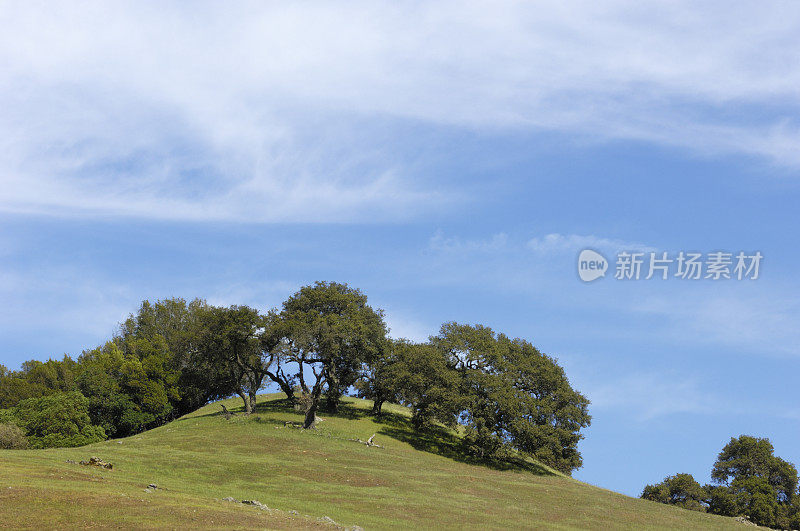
[372,399,384,416]
[325,392,340,413]
[278,380,295,403]
[303,379,324,429]
[267,372,297,404]
[237,389,252,414]
[248,391,257,413]
[324,365,340,412]
[411,407,425,431]
[303,398,319,429]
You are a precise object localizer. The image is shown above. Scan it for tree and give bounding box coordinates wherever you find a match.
[641,473,708,511]
[706,484,738,518]
[385,340,461,429]
[118,298,230,416]
[280,282,388,428]
[433,322,591,474]
[20,357,78,393]
[707,435,798,529]
[0,357,79,409]
[0,373,50,409]
[119,298,202,356]
[712,435,798,503]
[12,391,105,448]
[258,312,298,403]
[0,408,16,424]
[356,339,402,416]
[195,305,271,414]
[77,337,180,437]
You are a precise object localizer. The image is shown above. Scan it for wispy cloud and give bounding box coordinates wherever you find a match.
[384,312,435,343]
[581,372,723,421]
[425,231,800,360]
[781,409,800,421]
[527,233,655,254]
[0,265,134,343]
[1,2,800,222]
[430,231,651,255]
[635,290,800,358]
[429,230,509,253]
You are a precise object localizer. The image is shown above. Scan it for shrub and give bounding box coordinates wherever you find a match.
[0,408,17,425]
[641,473,708,512]
[13,391,106,449]
[0,423,29,449]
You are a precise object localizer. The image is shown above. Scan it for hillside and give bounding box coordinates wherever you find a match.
[0,394,747,529]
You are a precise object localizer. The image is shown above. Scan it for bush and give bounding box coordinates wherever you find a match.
[0,423,29,449]
[0,408,17,425]
[641,473,708,512]
[13,391,106,449]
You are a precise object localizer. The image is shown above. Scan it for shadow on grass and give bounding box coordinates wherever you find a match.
[251,397,299,414]
[254,399,375,421]
[185,397,555,476]
[368,411,555,476]
[178,396,298,421]
[317,404,548,475]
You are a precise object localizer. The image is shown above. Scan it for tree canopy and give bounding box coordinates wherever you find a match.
[12,391,106,449]
[0,282,592,476]
[194,305,266,414]
[641,473,707,512]
[642,435,800,529]
[382,339,462,430]
[279,281,388,428]
[707,435,799,529]
[433,323,591,473]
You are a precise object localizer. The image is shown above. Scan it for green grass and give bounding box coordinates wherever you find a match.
[0,394,747,529]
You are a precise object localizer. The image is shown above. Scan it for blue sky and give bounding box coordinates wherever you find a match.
[1,1,799,496]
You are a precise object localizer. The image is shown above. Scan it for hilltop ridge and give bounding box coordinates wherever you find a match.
[0,394,748,529]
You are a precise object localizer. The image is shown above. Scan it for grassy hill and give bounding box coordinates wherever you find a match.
[0,394,747,529]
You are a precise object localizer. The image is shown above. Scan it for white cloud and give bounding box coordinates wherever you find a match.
[425,230,800,359]
[203,280,299,311]
[782,409,800,421]
[0,265,134,341]
[384,312,434,343]
[430,231,651,255]
[1,1,800,222]
[429,230,509,253]
[635,289,800,357]
[580,372,723,421]
[527,233,655,254]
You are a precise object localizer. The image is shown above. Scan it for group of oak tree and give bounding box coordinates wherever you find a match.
[0,281,591,474]
[642,435,800,529]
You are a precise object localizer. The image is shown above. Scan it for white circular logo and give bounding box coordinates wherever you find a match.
[578,249,608,282]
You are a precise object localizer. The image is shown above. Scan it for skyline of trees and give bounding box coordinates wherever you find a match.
[642,435,800,529]
[2,280,587,475]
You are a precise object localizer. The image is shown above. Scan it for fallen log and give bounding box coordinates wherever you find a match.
[353,433,384,448]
